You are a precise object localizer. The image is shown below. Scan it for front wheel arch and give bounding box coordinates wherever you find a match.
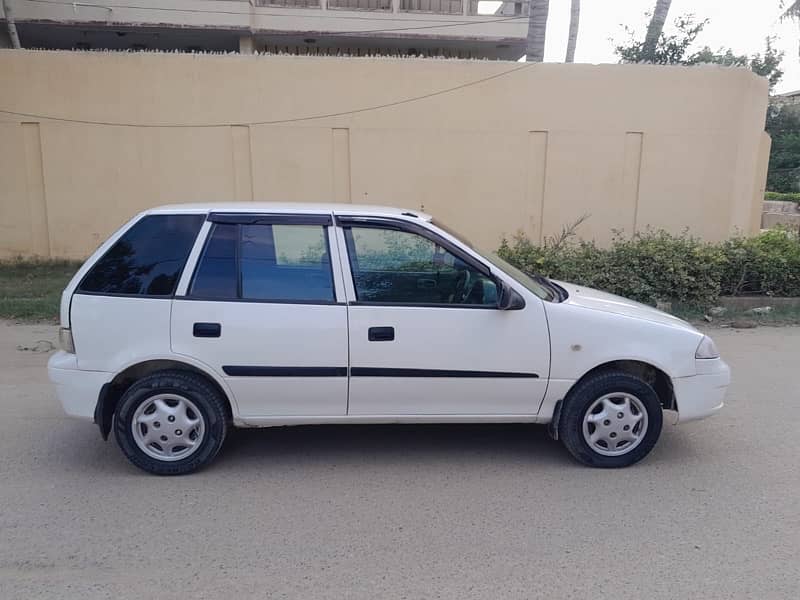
[549,360,675,441]
[570,360,675,411]
[558,369,664,467]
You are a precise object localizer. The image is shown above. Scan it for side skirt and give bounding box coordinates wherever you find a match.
[233,414,549,428]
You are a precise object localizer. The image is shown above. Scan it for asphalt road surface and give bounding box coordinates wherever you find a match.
[1,321,798,600]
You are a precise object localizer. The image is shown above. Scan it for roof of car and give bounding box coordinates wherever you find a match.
[147,202,433,221]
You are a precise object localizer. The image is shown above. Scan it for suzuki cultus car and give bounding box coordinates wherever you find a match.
[49,204,730,474]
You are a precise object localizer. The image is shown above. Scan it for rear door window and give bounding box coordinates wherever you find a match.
[190,222,335,303]
[78,214,204,296]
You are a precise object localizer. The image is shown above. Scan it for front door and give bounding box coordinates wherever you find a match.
[171,213,349,420]
[337,217,550,416]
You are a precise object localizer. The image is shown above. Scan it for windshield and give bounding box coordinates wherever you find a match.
[431,219,557,302]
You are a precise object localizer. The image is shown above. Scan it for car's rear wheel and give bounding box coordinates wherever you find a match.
[558,371,663,468]
[114,370,228,475]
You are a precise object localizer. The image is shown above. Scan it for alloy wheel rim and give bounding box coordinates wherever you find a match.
[131,393,206,462]
[581,393,649,457]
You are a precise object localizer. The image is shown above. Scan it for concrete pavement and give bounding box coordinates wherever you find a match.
[1,321,798,599]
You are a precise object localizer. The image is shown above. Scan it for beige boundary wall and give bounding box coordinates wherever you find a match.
[0,50,770,259]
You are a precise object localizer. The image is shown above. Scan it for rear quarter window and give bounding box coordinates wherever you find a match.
[78,214,204,296]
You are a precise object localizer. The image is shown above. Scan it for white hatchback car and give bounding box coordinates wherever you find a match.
[48,203,730,475]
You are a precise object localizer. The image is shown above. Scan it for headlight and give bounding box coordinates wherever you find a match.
[59,328,75,354]
[695,335,719,359]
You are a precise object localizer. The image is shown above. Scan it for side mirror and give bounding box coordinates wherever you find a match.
[497,281,526,310]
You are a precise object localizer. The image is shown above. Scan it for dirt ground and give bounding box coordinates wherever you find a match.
[1,320,799,600]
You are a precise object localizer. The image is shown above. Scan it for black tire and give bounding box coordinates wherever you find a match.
[113,370,228,475]
[558,370,663,468]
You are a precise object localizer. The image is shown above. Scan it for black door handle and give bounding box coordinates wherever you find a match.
[193,322,221,338]
[368,326,395,342]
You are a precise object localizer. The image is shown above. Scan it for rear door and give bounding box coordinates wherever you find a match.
[171,212,349,421]
[336,216,550,416]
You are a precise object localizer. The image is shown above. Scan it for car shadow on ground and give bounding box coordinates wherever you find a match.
[216,423,577,471]
[42,420,696,476]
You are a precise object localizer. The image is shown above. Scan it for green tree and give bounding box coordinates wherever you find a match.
[614,13,709,65]
[688,38,784,91]
[614,15,784,91]
[766,107,800,192]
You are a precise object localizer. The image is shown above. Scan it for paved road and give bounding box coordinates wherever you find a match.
[1,321,798,599]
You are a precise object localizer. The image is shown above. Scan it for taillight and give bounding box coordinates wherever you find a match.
[59,328,75,353]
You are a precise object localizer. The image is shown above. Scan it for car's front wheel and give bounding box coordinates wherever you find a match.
[558,371,663,468]
[113,370,228,475]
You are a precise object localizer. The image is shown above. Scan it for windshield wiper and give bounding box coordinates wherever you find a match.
[530,273,567,302]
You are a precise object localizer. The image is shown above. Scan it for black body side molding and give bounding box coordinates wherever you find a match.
[351,368,538,378]
[220,366,539,378]
[222,366,348,377]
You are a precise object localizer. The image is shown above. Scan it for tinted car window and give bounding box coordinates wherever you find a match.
[79,214,204,296]
[191,223,334,302]
[190,223,238,298]
[345,226,497,305]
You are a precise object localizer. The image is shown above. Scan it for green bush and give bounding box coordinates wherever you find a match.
[764,191,800,204]
[497,228,800,308]
[719,230,800,297]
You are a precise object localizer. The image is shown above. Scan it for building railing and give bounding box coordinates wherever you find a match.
[254,0,529,15]
[255,0,321,7]
[400,0,462,15]
[328,0,391,10]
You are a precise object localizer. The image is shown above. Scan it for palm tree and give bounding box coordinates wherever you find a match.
[565,0,581,63]
[642,0,672,60]
[1,0,22,48]
[526,0,549,63]
[782,1,800,18]
[780,1,800,55]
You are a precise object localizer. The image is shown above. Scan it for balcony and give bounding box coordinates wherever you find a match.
[401,0,462,15]
[255,0,321,7]
[253,0,529,14]
[327,0,392,10]
[10,0,528,60]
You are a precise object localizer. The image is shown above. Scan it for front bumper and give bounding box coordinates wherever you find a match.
[672,358,731,423]
[47,351,111,421]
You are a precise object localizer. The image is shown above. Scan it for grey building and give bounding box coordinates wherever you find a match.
[1,0,529,59]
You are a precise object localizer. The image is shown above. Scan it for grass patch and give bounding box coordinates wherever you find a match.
[0,259,81,322]
[671,304,800,327]
[764,191,800,205]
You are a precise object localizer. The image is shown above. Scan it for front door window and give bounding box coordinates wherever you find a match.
[344,226,497,306]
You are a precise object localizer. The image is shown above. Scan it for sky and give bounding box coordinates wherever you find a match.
[487,0,800,94]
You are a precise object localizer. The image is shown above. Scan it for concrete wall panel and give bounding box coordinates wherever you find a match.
[36,123,235,258]
[249,126,335,203]
[0,123,32,257]
[0,50,770,258]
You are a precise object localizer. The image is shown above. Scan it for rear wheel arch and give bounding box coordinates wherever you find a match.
[95,359,234,440]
